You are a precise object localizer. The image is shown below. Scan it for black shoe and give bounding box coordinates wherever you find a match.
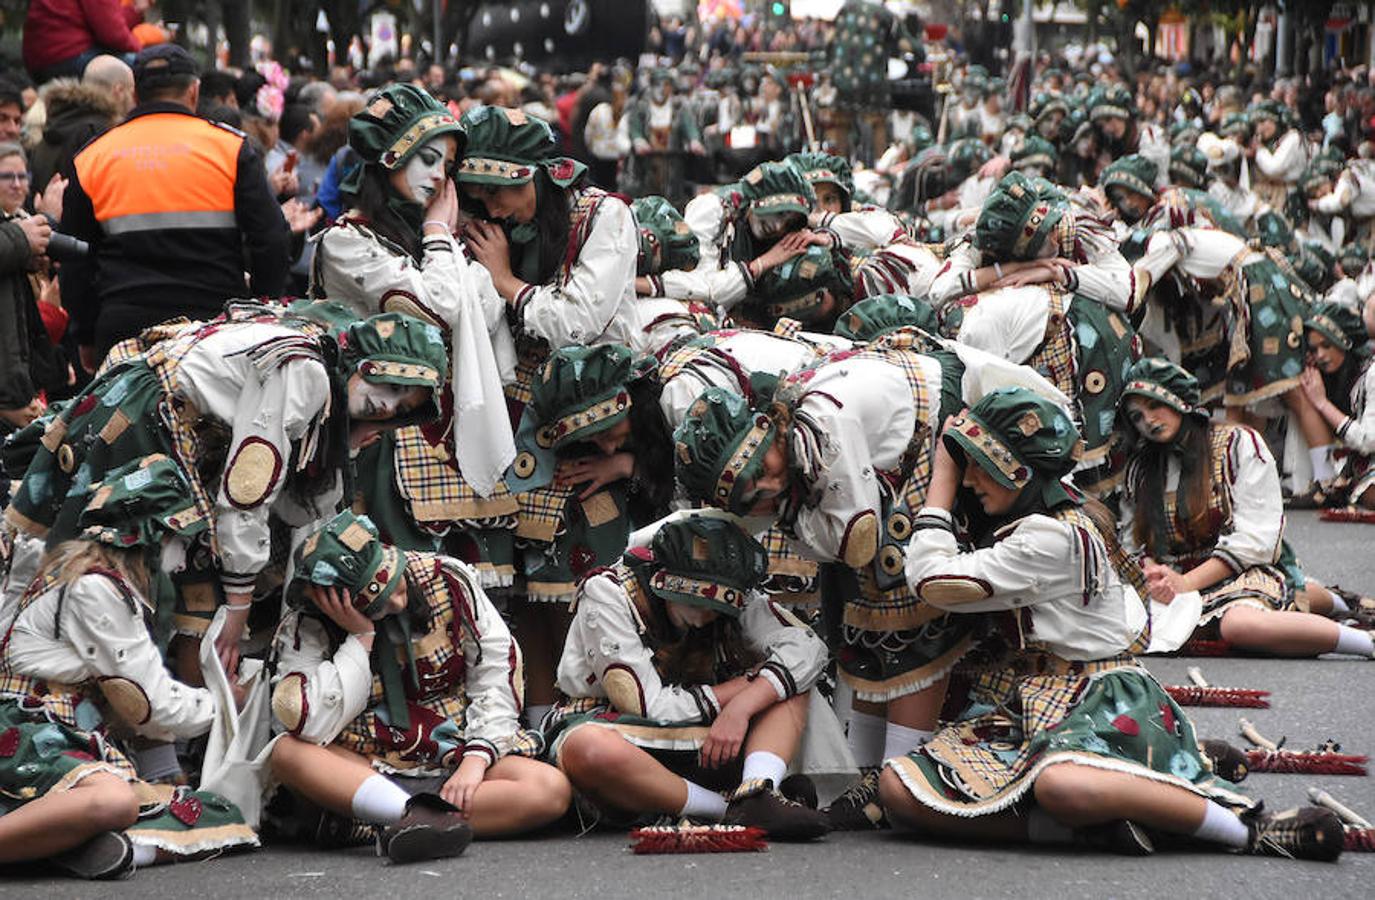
[1242,806,1344,861]
[724,778,828,842]
[378,793,474,864]
[1330,586,1375,628]
[314,809,378,849]
[778,773,818,810]
[822,768,888,831]
[1074,820,1155,856]
[51,832,135,880]
[1285,485,1331,510]
[1199,739,1250,783]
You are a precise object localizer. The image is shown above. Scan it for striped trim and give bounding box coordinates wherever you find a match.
[103,210,237,235]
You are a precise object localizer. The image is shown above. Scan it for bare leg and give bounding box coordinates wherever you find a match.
[1282,387,1336,451]
[269,736,378,815]
[1298,582,1335,616]
[1032,763,1207,833]
[878,767,1027,842]
[886,675,950,733]
[171,635,204,687]
[1360,485,1375,510]
[511,599,573,707]
[0,773,139,862]
[558,725,688,817]
[1218,606,1340,657]
[463,756,571,836]
[741,692,809,760]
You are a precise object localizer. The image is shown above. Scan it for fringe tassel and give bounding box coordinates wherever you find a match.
[628,824,768,854]
[1164,685,1270,708]
[1179,639,1233,656]
[1244,750,1369,776]
[1345,828,1375,851]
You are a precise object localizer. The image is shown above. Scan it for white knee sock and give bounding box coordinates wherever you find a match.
[680,780,727,821]
[882,723,933,762]
[1191,800,1250,848]
[1026,807,1074,844]
[1310,446,1336,483]
[1333,624,1375,658]
[350,773,410,824]
[131,843,158,868]
[1327,589,1352,615]
[741,750,787,787]
[525,703,553,729]
[847,710,887,768]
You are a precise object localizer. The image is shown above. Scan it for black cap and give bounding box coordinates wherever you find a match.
[133,44,200,91]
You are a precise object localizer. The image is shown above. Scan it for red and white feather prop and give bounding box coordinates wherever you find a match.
[628,824,769,854]
[1166,667,1270,708]
[1319,508,1375,524]
[1239,719,1368,776]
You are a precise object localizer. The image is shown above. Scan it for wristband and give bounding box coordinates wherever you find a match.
[353,631,375,639]
[993,262,1004,281]
[225,602,252,611]
[422,220,451,232]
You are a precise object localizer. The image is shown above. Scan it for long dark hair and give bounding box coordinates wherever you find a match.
[524,170,574,285]
[343,164,421,261]
[1130,415,1215,555]
[632,572,762,686]
[624,376,675,523]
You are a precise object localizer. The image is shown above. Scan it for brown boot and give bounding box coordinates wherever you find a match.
[378,793,474,864]
[723,778,828,842]
[1242,805,1344,861]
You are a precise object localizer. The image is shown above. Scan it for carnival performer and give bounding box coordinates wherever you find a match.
[0,457,258,879]
[549,515,829,841]
[1248,100,1309,219]
[268,511,571,863]
[1297,303,1375,512]
[629,195,719,356]
[880,387,1345,862]
[1118,358,1375,658]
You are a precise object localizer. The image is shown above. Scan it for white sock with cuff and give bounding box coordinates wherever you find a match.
[1333,625,1375,658]
[741,750,788,787]
[350,773,411,824]
[1327,589,1351,615]
[680,779,727,821]
[1310,446,1336,483]
[131,843,158,868]
[1191,800,1250,848]
[847,710,887,767]
[882,723,933,762]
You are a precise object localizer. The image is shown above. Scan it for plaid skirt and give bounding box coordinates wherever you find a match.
[884,655,1253,818]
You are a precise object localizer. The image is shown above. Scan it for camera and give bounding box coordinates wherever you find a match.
[41,214,89,261]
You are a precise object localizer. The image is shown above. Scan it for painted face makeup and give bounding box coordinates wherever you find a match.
[403,141,449,204]
[348,379,420,421]
[748,210,791,239]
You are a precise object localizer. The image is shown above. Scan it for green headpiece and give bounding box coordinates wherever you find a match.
[1011,136,1058,174]
[786,151,854,199]
[1170,121,1203,148]
[1301,159,1339,198]
[945,138,993,186]
[1030,92,1069,125]
[78,455,209,548]
[1118,357,1207,420]
[673,388,775,515]
[343,84,465,196]
[1169,145,1209,189]
[1220,112,1250,140]
[1006,114,1033,135]
[754,245,852,323]
[1304,302,1368,353]
[974,171,1068,262]
[631,196,700,275]
[740,161,814,218]
[1339,243,1369,275]
[456,105,586,188]
[636,516,768,618]
[342,313,448,425]
[1101,154,1158,216]
[1253,210,1297,255]
[834,293,938,343]
[1248,99,1286,126]
[530,344,654,452]
[909,124,934,153]
[943,387,1083,509]
[291,511,406,620]
[1089,84,1135,123]
[1294,242,1335,293]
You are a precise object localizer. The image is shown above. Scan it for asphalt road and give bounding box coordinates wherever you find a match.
[5,511,1373,899]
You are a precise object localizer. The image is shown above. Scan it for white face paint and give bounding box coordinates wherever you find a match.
[348,379,415,421]
[402,140,448,204]
[747,210,790,240]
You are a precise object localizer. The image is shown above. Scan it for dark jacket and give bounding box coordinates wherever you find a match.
[0,216,66,412]
[29,79,120,197]
[60,102,290,353]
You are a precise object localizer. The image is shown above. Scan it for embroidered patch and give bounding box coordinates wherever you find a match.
[691,536,710,561]
[840,510,879,568]
[503,107,529,125]
[337,521,374,552]
[87,485,113,511]
[0,726,19,757]
[798,260,819,279]
[581,491,620,529]
[916,575,994,604]
[272,672,309,734]
[512,452,537,479]
[168,791,204,827]
[98,676,152,726]
[98,410,131,444]
[367,96,395,119]
[300,533,320,559]
[374,319,396,339]
[223,437,283,510]
[602,664,646,716]
[1017,411,1042,436]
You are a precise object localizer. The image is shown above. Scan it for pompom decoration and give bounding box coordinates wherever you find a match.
[628,824,768,854]
[1164,685,1271,708]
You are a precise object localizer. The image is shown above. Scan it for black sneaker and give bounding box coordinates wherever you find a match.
[1243,806,1344,861]
[1199,739,1250,783]
[723,778,828,841]
[314,809,378,849]
[51,832,135,880]
[378,793,474,864]
[1074,820,1155,856]
[778,773,818,810]
[1330,586,1375,628]
[822,768,888,831]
